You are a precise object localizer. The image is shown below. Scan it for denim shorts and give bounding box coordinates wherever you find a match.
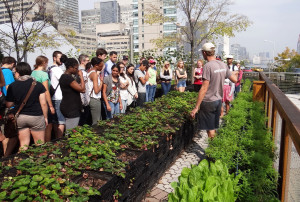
[177,80,187,88]
[52,100,65,125]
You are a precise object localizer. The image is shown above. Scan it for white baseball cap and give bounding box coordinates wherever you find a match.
[201,43,215,51]
[226,55,234,59]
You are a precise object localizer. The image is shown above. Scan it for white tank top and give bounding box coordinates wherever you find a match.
[87,70,101,99]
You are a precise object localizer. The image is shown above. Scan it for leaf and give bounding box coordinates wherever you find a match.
[187,166,201,187]
[9,189,18,199]
[1,181,12,189]
[42,189,51,195]
[30,181,38,188]
[0,191,7,200]
[170,181,178,189]
[181,167,191,179]
[18,186,28,192]
[32,175,43,182]
[51,183,61,190]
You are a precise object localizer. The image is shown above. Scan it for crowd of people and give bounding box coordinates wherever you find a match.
[0,44,243,156]
[0,49,176,156]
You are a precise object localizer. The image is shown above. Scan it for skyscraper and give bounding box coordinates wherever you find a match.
[54,0,79,31]
[94,0,120,24]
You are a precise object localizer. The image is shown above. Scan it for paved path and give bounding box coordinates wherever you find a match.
[142,130,208,202]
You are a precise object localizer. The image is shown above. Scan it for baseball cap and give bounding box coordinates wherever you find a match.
[149,59,156,64]
[123,55,128,60]
[201,43,215,51]
[226,55,234,59]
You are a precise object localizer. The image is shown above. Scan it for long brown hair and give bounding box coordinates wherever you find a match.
[34,55,48,70]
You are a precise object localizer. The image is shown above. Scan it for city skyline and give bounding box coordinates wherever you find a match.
[79,0,300,58]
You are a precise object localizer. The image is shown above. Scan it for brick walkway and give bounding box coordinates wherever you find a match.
[142,130,208,202]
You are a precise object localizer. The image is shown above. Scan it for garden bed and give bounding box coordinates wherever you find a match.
[0,91,198,201]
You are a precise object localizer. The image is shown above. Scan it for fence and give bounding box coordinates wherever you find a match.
[253,72,300,202]
[244,72,300,94]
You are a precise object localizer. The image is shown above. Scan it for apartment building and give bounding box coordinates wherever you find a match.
[81,9,101,35]
[0,0,79,31]
[132,0,177,55]
[96,23,130,55]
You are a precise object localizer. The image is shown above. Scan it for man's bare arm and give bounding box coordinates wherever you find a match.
[190,80,210,118]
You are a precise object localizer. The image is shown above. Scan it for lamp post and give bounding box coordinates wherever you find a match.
[264,40,275,76]
[129,22,134,64]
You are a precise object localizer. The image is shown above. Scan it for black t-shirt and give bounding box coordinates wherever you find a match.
[59,74,82,118]
[6,78,46,116]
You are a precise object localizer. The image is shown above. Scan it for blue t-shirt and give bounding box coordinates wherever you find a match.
[1,67,15,96]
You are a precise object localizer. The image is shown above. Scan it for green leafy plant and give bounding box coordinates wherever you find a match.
[168,159,241,202]
[206,79,279,202]
[0,91,198,201]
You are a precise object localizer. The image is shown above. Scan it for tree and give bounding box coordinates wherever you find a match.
[0,49,3,62]
[0,0,59,62]
[145,0,251,79]
[274,47,300,72]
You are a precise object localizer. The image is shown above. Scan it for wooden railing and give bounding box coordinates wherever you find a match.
[253,72,300,201]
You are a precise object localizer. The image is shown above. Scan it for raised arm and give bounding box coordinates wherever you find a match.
[70,71,85,93]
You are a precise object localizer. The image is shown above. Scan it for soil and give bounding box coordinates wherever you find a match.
[117,150,141,163]
[79,176,108,190]
[72,171,113,190]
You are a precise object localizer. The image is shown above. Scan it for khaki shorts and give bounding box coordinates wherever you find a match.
[17,114,46,131]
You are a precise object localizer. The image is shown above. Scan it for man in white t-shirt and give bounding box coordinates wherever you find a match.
[48,51,65,139]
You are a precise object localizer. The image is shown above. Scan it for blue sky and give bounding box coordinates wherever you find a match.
[78,0,300,57]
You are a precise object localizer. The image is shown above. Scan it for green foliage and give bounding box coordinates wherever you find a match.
[206,80,279,202]
[168,160,242,202]
[97,91,197,150]
[274,47,300,72]
[0,92,198,201]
